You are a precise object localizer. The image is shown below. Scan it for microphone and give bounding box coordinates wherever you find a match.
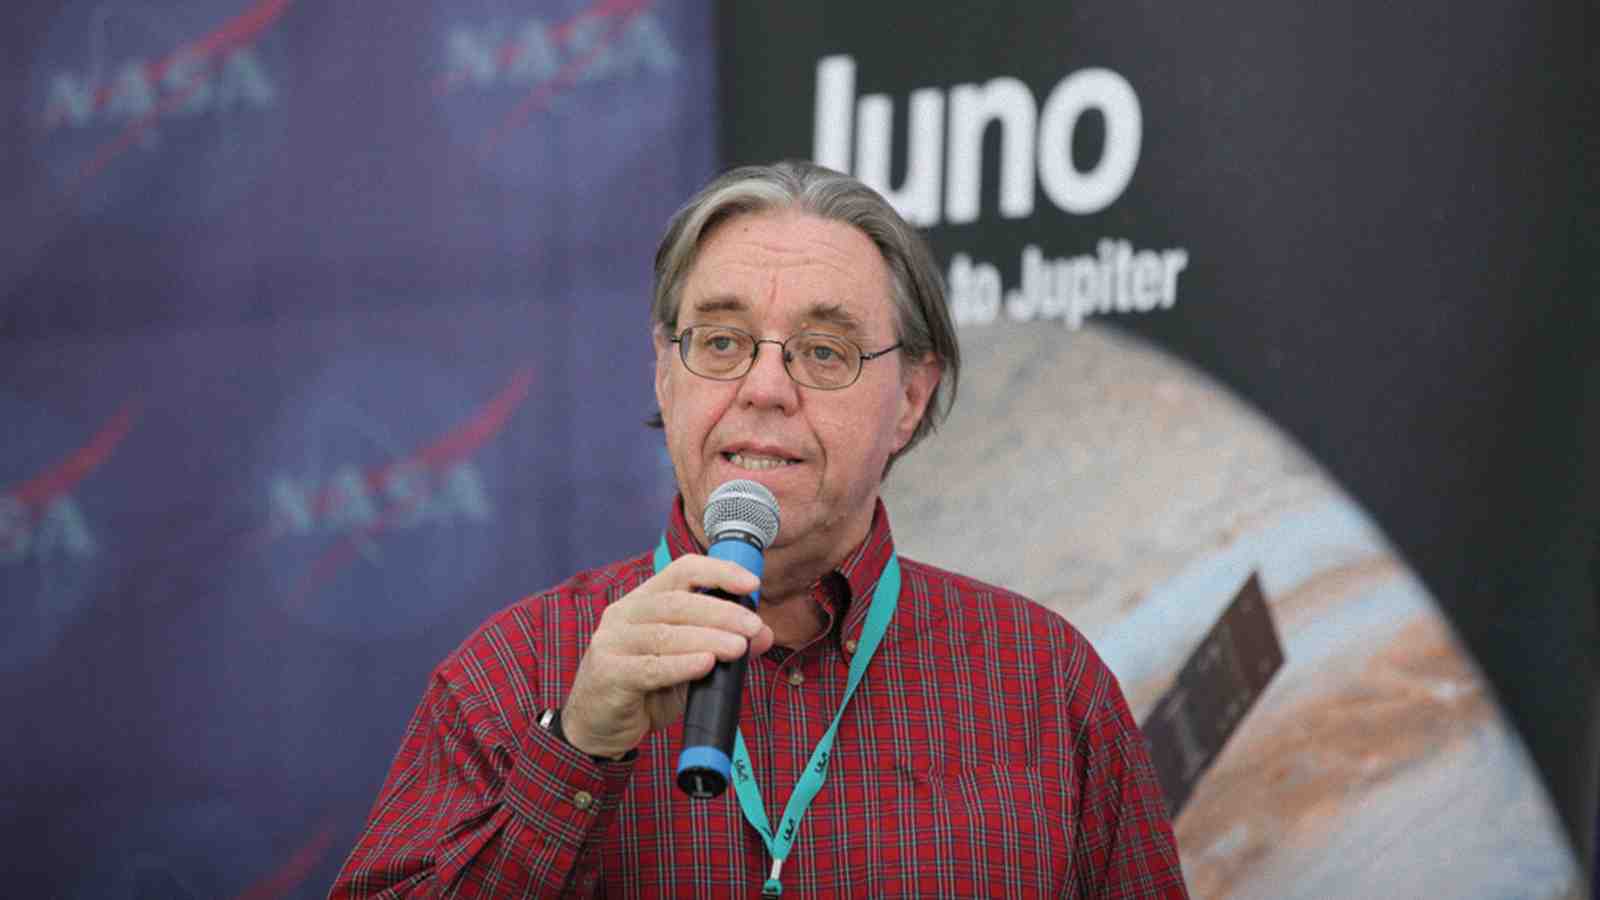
[676,479,781,799]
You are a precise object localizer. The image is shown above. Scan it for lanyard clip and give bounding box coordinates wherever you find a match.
[761,859,784,896]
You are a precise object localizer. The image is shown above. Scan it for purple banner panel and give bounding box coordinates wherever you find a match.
[4,0,717,896]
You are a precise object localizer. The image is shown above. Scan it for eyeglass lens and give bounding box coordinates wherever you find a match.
[680,326,862,389]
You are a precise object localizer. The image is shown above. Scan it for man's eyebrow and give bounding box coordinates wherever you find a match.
[685,297,867,334]
[801,303,865,334]
[687,295,749,316]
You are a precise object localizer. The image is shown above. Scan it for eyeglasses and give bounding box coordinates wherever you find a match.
[669,324,903,390]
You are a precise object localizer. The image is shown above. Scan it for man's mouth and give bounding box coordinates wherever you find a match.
[723,451,799,471]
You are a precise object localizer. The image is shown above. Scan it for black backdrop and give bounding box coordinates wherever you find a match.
[720,0,1597,865]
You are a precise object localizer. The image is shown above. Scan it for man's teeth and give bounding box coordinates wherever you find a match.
[726,452,794,471]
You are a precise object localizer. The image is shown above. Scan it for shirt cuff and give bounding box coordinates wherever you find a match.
[502,720,636,858]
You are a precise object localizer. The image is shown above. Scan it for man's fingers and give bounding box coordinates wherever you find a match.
[623,589,765,637]
[748,624,776,657]
[565,553,766,751]
[627,652,716,691]
[646,554,760,599]
[621,622,750,661]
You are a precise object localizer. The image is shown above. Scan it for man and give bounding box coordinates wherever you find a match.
[332,161,1187,897]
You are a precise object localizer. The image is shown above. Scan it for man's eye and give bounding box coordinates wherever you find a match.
[699,331,743,353]
[800,338,851,365]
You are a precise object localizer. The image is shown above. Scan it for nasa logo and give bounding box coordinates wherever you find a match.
[430,0,680,182]
[0,399,139,675]
[29,0,291,219]
[251,360,534,640]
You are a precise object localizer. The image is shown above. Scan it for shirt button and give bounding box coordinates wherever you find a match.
[843,638,859,655]
[787,669,805,687]
[573,790,594,811]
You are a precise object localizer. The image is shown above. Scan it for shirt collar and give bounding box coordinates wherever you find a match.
[662,495,898,648]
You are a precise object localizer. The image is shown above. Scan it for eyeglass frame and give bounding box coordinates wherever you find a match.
[667,324,904,390]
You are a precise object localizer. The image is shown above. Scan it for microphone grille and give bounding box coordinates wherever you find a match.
[703,480,781,549]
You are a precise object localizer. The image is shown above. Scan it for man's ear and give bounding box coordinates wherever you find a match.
[893,352,941,452]
[653,325,673,415]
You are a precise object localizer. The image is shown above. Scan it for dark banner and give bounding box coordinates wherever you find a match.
[2,1,715,895]
[720,0,1596,894]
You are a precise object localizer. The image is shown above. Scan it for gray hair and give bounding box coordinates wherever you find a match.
[648,160,960,470]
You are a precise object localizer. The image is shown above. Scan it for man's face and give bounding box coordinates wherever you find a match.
[655,209,939,562]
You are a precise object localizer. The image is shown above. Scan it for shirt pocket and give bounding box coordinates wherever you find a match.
[885,762,1066,896]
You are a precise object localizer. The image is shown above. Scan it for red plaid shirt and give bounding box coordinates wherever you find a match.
[332,500,1187,897]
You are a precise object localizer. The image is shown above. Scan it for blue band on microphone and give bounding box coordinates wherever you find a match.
[676,745,732,781]
[708,538,765,592]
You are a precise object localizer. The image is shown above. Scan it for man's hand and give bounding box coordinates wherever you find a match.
[561,555,774,759]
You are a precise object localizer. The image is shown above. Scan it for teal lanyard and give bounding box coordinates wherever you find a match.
[653,539,900,897]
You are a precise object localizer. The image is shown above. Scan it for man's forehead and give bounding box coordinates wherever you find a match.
[679,211,893,332]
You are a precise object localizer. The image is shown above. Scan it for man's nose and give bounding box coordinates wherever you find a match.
[736,339,799,411]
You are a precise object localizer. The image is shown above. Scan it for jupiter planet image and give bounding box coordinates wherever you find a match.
[881,320,1586,899]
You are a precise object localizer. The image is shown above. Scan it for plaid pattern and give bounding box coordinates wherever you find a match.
[332,500,1187,898]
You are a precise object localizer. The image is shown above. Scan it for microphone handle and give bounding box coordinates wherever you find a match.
[677,588,753,799]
